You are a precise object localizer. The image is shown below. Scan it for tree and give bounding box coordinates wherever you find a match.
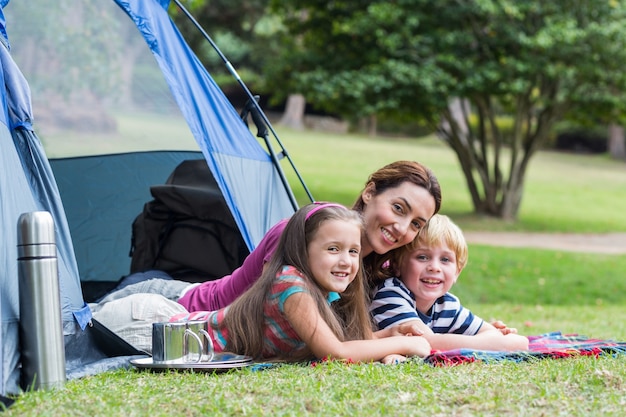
[269,0,626,219]
[168,0,274,96]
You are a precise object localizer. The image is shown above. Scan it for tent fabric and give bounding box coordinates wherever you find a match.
[12,129,85,323]
[0,3,7,48]
[114,0,296,249]
[0,0,294,396]
[0,0,300,396]
[0,33,90,395]
[49,151,206,290]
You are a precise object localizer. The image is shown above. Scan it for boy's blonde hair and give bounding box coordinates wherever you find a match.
[397,214,468,273]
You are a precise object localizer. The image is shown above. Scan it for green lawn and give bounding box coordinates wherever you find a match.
[15,115,625,417]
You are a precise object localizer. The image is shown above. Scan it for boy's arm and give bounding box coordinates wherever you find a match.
[490,319,519,335]
[402,319,529,351]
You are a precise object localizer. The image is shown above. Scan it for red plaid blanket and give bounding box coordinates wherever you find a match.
[424,332,626,366]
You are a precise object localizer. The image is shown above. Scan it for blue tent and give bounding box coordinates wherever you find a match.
[0,0,300,396]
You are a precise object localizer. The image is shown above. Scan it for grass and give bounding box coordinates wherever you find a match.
[5,333,626,416]
[457,246,626,306]
[14,114,625,416]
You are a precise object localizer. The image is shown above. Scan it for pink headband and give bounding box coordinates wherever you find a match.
[305,202,346,221]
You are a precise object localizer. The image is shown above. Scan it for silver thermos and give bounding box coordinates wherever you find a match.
[17,211,66,390]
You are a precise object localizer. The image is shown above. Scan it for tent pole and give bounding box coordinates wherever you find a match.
[240,96,302,211]
[171,0,314,208]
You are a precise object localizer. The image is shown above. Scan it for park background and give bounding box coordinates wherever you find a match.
[4,0,626,415]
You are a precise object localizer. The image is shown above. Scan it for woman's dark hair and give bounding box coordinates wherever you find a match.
[352,160,442,215]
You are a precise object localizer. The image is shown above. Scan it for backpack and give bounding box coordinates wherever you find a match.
[129,159,249,282]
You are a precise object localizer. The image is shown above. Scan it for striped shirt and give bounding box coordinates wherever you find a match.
[370,277,483,335]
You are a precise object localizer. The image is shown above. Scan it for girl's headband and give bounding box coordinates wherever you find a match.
[305,202,346,221]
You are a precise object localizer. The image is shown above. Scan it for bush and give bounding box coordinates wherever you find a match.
[467,113,516,144]
[374,113,434,137]
[551,122,608,154]
[554,129,608,153]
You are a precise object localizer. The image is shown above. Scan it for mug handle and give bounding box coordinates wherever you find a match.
[183,328,203,364]
[198,329,215,362]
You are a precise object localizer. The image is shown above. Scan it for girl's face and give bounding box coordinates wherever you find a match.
[307,219,361,295]
[398,243,459,314]
[360,182,436,256]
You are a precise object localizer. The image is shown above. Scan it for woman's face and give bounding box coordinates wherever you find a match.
[360,182,436,256]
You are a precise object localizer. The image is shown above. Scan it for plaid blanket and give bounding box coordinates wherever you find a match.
[424,332,626,366]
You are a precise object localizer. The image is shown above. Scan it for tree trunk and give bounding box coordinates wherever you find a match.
[440,98,470,138]
[608,123,626,160]
[368,114,377,136]
[278,94,306,130]
[438,102,484,213]
[441,97,533,220]
[117,42,144,109]
[356,115,378,136]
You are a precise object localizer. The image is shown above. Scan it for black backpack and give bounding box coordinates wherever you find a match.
[129,159,249,282]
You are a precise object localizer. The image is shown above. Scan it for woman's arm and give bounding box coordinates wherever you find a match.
[284,293,431,361]
[399,319,529,352]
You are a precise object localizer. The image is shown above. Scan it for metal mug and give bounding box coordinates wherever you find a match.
[152,321,203,363]
[185,320,215,362]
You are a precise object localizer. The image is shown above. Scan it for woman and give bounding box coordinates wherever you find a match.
[175,159,441,311]
[96,160,442,314]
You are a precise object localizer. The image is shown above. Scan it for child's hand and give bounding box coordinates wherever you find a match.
[381,354,407,365]
[491,320,518,335]
[390,322,425,337]
[404,335,432,358]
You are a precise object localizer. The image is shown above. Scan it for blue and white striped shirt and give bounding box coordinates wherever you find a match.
[370,277,483,335]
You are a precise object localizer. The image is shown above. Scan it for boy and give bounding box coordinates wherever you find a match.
[370,214,529,352]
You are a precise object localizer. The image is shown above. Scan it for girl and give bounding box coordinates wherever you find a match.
[172,203,432,362]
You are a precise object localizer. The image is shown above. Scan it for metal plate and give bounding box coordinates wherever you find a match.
[130,352,253,372]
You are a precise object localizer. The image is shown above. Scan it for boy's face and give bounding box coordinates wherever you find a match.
[398,242,460,314]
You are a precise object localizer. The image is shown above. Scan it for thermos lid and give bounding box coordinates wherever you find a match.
[17,211,56,245]
[17,211,57,258]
